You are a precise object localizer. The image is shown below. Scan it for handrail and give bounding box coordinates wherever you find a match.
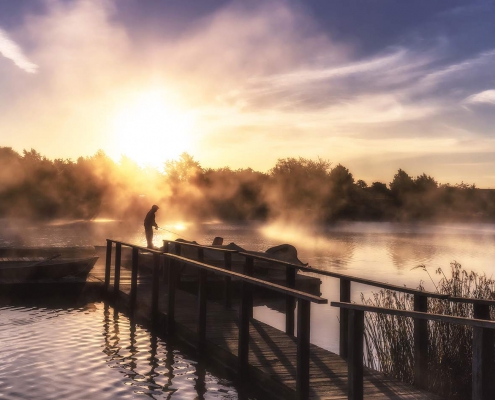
[164,239,239,254]
[331,302,495,329]
[104,238,326,400]
[166,254,327,304]
[239,251,446,299]
[331,301,495,400]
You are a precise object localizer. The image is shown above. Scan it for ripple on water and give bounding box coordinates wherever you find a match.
[0,303,248,399]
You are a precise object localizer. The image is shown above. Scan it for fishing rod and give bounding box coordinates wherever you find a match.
[156,226,192,241]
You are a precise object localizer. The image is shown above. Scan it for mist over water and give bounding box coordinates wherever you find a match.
[2,219,495,353]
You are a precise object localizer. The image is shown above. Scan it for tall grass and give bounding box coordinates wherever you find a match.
[361,262,495,399]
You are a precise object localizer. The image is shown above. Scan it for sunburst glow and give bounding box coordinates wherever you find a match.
[110,89,195,167]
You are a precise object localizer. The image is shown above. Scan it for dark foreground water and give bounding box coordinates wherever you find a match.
[0,302,247,400]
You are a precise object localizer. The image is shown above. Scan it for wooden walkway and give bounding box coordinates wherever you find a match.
[90,261,441,400]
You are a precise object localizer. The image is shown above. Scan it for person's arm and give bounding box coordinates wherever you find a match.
[153,215,158,229]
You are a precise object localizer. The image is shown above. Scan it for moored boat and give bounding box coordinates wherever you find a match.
[0,256,98,281]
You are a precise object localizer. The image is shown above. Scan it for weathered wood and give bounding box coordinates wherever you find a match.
[223,252,232,309]
[114,243,121,298]
[296,299,310,400]
[473,304,493,400]
[244,256,254,319]
[286,266,296,336]
[340,278,351,359]
[130,247,139,312]
[414,294,428,390]
[238,252,445,298]
[161,254,326,303]
[167,259,176,335]
[348,309,364,400]
[104,240,112,290]
[197,268,207,352]
[238,280,252,379]
[151,253,160,322]
[331,301,495,329]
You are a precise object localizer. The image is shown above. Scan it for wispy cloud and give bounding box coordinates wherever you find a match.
[465,89,495,105]
[0,28,38,73]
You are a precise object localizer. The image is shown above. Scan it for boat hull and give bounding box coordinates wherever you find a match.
[0,257,98,281]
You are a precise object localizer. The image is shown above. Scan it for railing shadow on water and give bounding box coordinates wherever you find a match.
[101,302,224,399]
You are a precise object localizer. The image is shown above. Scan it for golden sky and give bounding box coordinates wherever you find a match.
[1,0,495,187]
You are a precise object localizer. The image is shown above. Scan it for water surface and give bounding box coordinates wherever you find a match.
[0,301,245,399]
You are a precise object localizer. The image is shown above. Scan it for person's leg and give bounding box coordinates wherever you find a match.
[145,227,153,248]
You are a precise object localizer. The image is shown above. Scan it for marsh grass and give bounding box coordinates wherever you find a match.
[361,261,495,399]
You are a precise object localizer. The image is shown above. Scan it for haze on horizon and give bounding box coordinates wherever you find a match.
[1,0,495,187]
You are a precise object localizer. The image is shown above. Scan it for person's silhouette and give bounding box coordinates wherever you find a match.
[144,205,159,248]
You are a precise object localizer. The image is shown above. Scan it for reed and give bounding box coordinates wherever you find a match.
[361,261,495,399]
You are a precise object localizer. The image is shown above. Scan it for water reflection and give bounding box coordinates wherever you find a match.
[386,235,438,270]
[101,303,239,399]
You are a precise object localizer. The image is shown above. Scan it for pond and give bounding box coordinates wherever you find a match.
[0,300,251,399]
[1,219,495,354]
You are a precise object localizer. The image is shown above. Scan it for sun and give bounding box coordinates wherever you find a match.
[109,89,195,167]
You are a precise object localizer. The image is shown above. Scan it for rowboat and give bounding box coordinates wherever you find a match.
[0,256,98,281]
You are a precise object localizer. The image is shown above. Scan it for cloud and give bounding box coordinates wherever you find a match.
[465,89,495,105]
[0,28,38,73]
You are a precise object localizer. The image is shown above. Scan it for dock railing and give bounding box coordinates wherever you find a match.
[331,302,495,400]
[104,239,327,400]
[235,251,495,393]
[163,239,238,308]
[104,238,495,398]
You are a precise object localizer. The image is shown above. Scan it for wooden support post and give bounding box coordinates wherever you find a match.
[348,309,364,400]
[104,240,112,292]
[223,252,232,309]
[286,266,296,336]
[167,258,176,336]
[472,304,493,400]
[238,280,252,379]
[244,257,254,318]
[162,241,169,279]
[130,247,139,312]
[114,243,121,299]
[197,248,204,263]
[339,279,351,359]
[296,299,311,400]
[176,243,181,256]
[197,268,207,352]
[151,253,160,322]
[413,294,428,390]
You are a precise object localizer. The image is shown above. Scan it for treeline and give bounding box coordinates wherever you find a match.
[1,146,494,223]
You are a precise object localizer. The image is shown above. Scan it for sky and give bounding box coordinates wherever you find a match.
[0,0,495,187]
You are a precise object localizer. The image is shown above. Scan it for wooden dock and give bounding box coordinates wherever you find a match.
[91,241,444,400]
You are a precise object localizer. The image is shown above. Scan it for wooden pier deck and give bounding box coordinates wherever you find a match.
[90,257,441,400]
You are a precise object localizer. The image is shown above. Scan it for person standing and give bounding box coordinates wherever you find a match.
[144,205,159,248]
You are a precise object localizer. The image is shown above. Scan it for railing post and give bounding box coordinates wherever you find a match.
[238,280,252,379]
[348,309,364,400]
[223,252,232,309]
[114,243,121,299]
[340,279,351,359]
[296,299,311,400]
[286,266,296,336]
[167,258,176,336]
[473,304,493,400]
[104,240,112,292]
[130,247,139,312]
[413,294,428,390]
[244,256,254,318]
[151,253,160,323]
[197,268,207,352]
